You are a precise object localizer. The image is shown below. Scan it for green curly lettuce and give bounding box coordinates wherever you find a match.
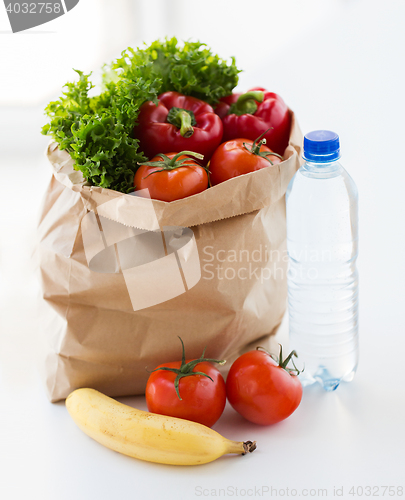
[42,38,241,193]
[108,38,240,105]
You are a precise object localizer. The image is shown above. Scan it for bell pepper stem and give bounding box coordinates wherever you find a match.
[237,90,265,105]
[166,107,196,138]
[178,110,194,138]
[229,90,264,116]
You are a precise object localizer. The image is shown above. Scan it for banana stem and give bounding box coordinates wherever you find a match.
[225,440,257,455]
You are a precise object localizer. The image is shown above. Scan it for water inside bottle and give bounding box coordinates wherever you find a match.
[287,159,359,391]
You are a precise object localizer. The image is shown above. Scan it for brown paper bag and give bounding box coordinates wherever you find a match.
[37,112,302,402]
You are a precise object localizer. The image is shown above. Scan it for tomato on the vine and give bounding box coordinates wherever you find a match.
[226,345,303,425]
[209,132,283,186]
[145,338,227,428]
[134,151,208,202]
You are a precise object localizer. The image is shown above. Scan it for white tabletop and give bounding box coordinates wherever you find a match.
[1,147,404,499]
[1,1,405,499]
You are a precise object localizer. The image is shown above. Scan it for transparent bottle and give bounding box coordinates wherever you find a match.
[286,130,359,391]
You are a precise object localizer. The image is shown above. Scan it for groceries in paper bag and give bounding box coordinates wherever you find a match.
[38,38,302,403]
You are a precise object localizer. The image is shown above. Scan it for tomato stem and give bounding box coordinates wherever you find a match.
[242,130,284,165]
[151,337,226,400]
[168,151,203,166]
[138,151,206,179]
[256,344,304,375]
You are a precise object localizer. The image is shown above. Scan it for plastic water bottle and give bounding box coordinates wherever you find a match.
[286,130,358,391]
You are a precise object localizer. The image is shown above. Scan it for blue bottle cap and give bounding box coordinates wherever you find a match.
[303,130,340,162]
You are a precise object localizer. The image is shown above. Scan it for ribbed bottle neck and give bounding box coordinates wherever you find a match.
[302,160,342,174]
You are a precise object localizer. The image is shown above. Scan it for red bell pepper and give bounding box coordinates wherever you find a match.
[215,87,291,155]
[134,91,223,162]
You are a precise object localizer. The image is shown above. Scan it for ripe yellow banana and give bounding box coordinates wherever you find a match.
[66,388,256,465]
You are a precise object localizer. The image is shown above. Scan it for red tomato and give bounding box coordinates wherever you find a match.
[226,346,303,426]
[209,136,282,186]
[146,340,226,428]
[134,151,208,202]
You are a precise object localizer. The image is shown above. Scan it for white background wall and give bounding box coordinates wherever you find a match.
[0,0,350,106]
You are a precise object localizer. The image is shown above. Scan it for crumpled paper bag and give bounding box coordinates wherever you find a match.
[37,112,302,402]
